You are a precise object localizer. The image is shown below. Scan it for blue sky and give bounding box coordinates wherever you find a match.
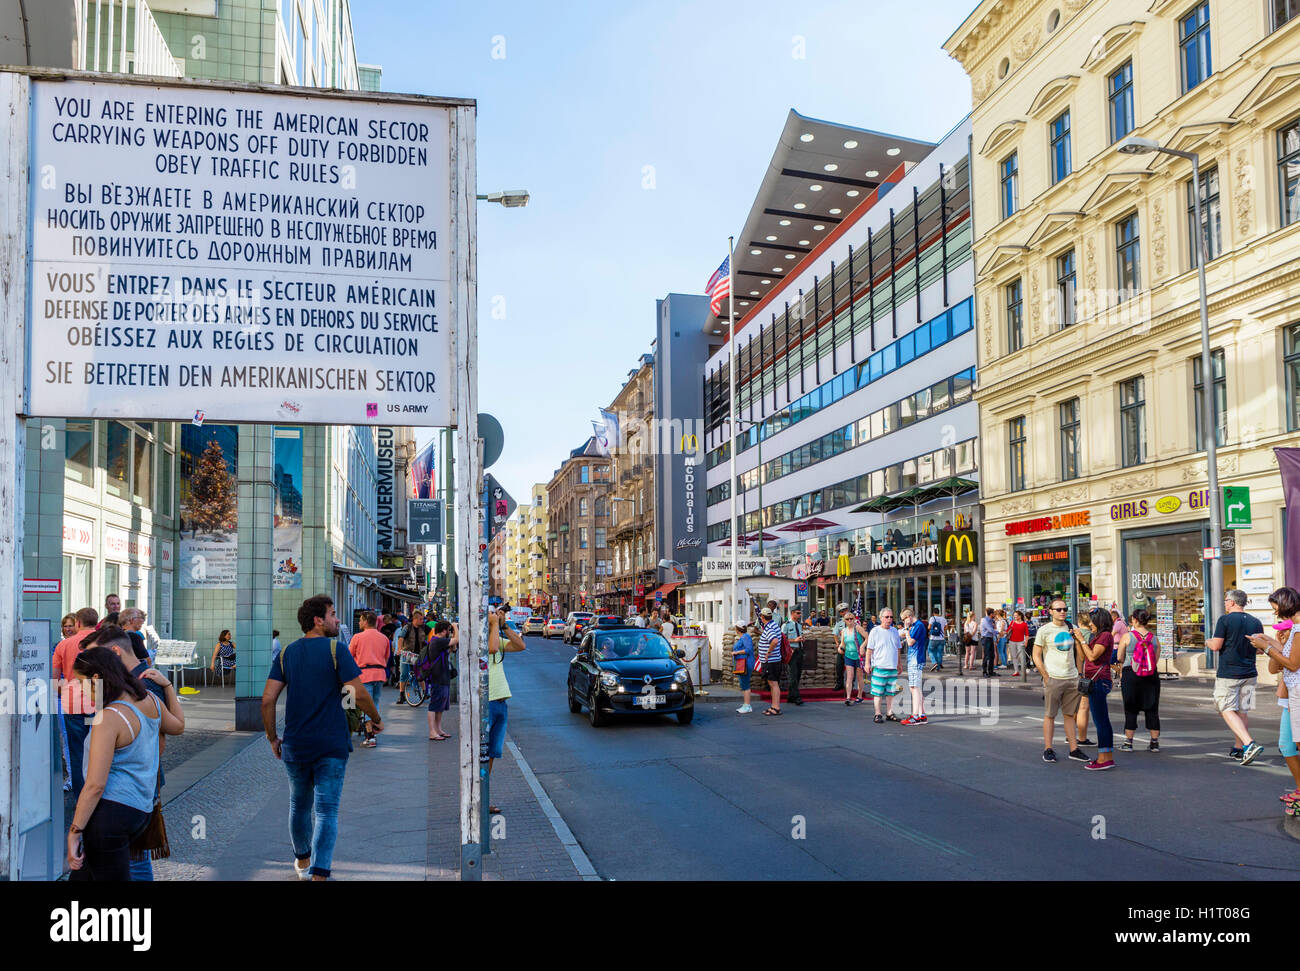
[351,0,976,503]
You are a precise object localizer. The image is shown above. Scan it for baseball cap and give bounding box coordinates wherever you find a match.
[760,607,773,617]
[734,619,748,629]
[837,602,849,612]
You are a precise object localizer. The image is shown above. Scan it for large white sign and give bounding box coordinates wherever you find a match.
[27,78,455,425]
[62,514,94,556]
[702,556,771,580]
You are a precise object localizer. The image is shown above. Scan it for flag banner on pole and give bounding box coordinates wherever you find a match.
[706,255,731,317]
[410,439,436,499]
[591,420,611,456]
[1276,447,1300,586]
[600,408,621,450]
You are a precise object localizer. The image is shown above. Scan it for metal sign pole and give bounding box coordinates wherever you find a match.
[0,70,30,882]
[452,105,483,880]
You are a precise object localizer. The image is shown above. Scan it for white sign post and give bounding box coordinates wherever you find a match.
[0,68,478,881]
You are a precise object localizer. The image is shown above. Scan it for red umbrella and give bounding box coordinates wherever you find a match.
[779,517,837,533]
[741,531,780,543]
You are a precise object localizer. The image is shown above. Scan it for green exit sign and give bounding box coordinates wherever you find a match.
[1223,486,1251,529]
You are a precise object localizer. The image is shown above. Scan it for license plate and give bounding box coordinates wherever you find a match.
[635,694,665,709]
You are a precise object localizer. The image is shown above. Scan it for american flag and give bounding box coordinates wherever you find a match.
[705,255,731,317]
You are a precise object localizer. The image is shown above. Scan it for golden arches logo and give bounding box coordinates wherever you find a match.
[680,434,699,453]
[944,532,976,565]
[836,554,851,577]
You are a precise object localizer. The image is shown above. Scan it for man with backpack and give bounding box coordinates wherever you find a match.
[262,594,383,880]
[416,620,456,740]
[396,610,424,705]
[927,606,947,672]
[901,608,929,725]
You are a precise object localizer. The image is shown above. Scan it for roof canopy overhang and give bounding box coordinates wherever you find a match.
[703,110,934,336]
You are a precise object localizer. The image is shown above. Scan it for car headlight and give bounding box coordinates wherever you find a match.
[599,671,620,689]
[673,669,690,684]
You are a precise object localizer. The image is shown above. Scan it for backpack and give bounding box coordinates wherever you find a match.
[929,618,943,639]
[780,631,793,664]
[279,639,363,734]
[1131,631,1158,677]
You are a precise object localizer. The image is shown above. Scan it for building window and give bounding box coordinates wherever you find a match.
[1008,417,1026,492]
[595,527,607,548]
[1109,61,1135,143]
[579,527,589,549]
[1276,0,1300,31]
[1059,398,1080,481]
[1050,110,1072,184]
[1056,250,1077,329]
[1286,324,1300,430]
[1120,376,1146,467]
[1179,2,1211,94]
[1006,279,1024,352]
[580,464,590,483]
[1000,152,1019,219]
[579,497,588,517]
[1187,166,1222,267]
[1115,212,1141,301]
[105,421,131,499]
[65,420,94,486]
[1279,117,1300,227]
[1192,349,1227,448]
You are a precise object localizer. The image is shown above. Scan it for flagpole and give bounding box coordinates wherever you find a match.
[728,236,739,629]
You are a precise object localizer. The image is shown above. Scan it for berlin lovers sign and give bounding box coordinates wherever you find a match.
[23,73,466,426]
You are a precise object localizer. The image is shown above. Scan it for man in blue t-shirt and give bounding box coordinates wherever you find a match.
[262,594,383,881]
[1207,589,1265,764]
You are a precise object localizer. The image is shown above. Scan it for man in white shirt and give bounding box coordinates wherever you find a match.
[866,608,903,724]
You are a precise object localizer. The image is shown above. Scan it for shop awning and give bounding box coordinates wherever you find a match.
[849,478,979,515]
[378,585,422,604]
[651,582,682,599]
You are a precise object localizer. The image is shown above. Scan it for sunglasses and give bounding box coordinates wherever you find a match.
[1050,607,1067,612]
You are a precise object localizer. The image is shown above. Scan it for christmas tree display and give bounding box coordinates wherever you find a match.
[188,438,237,535]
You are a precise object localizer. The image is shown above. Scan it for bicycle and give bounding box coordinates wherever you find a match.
[405,676,428,707]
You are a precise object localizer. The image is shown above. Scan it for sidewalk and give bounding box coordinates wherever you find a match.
[152,692,595,880]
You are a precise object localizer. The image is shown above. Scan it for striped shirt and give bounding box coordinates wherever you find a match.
[758,620,783,663]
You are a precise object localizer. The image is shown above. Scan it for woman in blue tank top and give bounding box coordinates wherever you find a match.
[67,647,184,880]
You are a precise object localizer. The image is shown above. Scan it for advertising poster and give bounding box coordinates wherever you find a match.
[410,439,436,499]
[179,424,239,588]
[273,427,304,588]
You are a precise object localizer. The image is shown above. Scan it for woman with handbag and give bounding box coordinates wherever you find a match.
[1071,607,1117,770]
[962,612,978,671]
[1116,609,1162,752]
[66,647,183,880]
[732,620,755,715]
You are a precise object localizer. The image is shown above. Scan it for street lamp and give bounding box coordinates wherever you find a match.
[733,409,792,556]
[1116,135,1223,641]
[476,190,530,208]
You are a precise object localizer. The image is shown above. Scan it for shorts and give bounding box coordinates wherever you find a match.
[487,699,508,759]
[760,660,785,683]
[399,660,411,681]
[870,667,899,697]
[1044,677,1082,718]
[737,672,752,691]
[427,683,449,713]
[844,656,862,670]
[907,660,925,688]
[1213,677,1257,713]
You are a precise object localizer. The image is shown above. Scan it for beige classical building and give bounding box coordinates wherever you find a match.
[945,0,1300,655]
[608,355,658,615]
[547,440,614,614]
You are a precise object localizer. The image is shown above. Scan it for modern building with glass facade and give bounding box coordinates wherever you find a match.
[702,111,981,623]
[945,0,1300,659]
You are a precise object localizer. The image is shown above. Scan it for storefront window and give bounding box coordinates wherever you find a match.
[106,421,131,499]
[1015,537,1092,625]
[1123,526,1212,650]
[65,420,94,486]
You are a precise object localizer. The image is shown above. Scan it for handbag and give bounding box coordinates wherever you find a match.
[129,797,171,861]
[1077,675,1094,695]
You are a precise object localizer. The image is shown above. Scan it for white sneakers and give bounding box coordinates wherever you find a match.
[294,859,311,881]
[736,704,753,714]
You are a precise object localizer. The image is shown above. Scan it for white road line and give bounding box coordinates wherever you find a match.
[506,739,601,881]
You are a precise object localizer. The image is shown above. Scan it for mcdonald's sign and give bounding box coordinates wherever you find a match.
[680,434,699,453]
[836,553,851,577]
[939,530,979,567]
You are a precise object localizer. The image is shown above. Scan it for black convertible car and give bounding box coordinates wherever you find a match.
[567,627,694,726]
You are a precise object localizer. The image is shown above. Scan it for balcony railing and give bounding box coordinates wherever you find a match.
[78,0,183,78]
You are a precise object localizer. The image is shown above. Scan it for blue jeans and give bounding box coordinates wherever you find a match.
[997,636,1009,666]
[129,856,154,881]
[927,638,945,666]
[284,755,348,878]
[487,699,508,759]
[362,681,382,728]
[65,713,89,802]
[1088,679,1114,754]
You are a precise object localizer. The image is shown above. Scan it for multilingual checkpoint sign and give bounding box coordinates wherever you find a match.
[26,78,455,426]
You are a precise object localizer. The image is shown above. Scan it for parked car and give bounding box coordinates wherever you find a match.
[544,617,567,639]
[593,615,626,629]
[568,627,694,726]
[563,611,595,644]
[522,616,547,637]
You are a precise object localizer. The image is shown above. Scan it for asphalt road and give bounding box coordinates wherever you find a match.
[503,636,1300,880]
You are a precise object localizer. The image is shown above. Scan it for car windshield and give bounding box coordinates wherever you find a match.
[594,631,674,661]
[572,613,593,620]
